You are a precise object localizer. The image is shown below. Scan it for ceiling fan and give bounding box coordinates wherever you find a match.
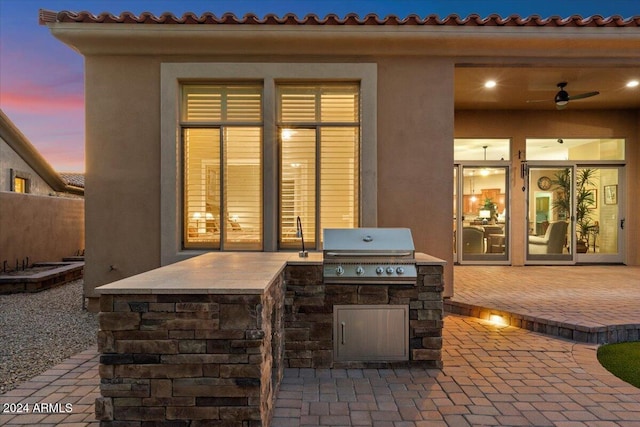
[527,82,600,110]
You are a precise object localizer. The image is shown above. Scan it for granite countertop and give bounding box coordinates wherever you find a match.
[96,251,443,295]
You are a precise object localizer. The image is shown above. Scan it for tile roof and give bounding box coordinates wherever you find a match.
[39,10,640,27]
[59,172,85,189]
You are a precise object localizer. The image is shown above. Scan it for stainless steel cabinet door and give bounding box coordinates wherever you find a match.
[334,305,408,361]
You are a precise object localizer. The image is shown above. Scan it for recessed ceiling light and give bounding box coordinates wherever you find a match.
[626,80,639,88]
[484,80,497,89]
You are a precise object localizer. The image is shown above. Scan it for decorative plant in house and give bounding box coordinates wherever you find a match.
[482,197,498,221]
[551,167,597,252]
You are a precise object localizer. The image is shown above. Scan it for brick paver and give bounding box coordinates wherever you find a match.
[2,266,640,426]
[0,348,99,426]
[272,314,640,426]
[449,265,640,329]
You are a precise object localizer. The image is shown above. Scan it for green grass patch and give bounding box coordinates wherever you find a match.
[597,342,640,388]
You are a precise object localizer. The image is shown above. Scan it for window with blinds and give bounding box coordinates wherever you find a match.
[182,85,262,250]
[182,85,262,122]
[278,84,360,249]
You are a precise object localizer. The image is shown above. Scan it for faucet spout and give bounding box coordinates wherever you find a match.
[296,216,308,257]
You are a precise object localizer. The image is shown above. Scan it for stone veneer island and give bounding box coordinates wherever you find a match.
[95,252,444,426]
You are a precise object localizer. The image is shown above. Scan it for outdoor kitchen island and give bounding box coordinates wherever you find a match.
[94,250,444,426]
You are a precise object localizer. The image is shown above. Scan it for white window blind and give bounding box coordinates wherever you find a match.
[279,84,359,123]
[321,91,359,122]
[224,127,262,249]
[280,128,316,246]
[320,127,359,230]
[278,84,360,249]
[279,91,317,122]
[182,85,262,250]
[183,85,262,122]
[184,128,221,248]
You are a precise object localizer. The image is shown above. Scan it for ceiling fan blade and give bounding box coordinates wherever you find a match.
[569,91,600,101]
[525,98,553,103]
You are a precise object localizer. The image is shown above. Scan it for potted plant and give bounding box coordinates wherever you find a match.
[481,197,497,223]
[551,168,597,253]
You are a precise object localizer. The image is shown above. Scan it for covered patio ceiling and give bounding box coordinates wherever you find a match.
[455,66,640,111]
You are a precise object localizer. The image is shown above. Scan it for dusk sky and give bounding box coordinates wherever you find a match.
[1,1,638,173]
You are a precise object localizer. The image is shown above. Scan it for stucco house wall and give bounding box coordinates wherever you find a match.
[81,54,455,303]
[84,57,162,293]
[41,12,640,309]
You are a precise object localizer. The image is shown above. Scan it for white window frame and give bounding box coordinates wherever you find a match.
[161,62,377,265]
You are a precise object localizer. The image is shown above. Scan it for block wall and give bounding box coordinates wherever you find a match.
[0,192,84,266]
[95,262,443,425]
[284,264,444,369]
[95,274,284,427]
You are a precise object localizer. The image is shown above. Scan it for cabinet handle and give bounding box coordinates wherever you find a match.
[341,322,346,345]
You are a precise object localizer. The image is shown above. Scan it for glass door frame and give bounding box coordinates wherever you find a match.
[576,165,625,264]
[525,162,625,265]
[525,163,576,265]
[454,163,510,265]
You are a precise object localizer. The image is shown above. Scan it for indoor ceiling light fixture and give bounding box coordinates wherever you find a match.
[480,145,490,176]
[627,80,639,88]
[484,80,497,89]
[281,129,296,140]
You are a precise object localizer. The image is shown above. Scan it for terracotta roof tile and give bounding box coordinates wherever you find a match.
[39,10,640,27]
[59,172,85,189]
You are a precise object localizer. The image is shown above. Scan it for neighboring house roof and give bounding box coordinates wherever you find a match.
[39,10,640,27]
[0,109,84,196]
[59,172,85,189]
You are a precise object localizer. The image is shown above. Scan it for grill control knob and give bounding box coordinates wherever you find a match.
[336,266,344,276]
[396,267,405,275]
[375,266,384,275]
[386,266,395,274]
[356,266,365,276]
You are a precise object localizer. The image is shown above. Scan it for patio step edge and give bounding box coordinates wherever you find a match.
[444,300,640,344]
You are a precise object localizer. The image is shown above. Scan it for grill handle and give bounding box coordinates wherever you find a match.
[324,251,413,257]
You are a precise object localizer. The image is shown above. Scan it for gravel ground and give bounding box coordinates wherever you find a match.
[0,279,98,394]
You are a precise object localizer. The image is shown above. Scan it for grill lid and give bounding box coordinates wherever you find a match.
[322,228,416,284]
[323,228,415,256]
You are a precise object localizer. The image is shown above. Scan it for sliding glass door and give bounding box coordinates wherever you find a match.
[525,138,625,264]
[577,167,624,263]
[526,165,625,264]
[455,164,510,263]
[526,166,574,263]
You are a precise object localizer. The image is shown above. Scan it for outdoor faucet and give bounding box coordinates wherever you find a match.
[296,216,308,258]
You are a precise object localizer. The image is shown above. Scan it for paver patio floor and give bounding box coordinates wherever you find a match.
[2,266,640,426]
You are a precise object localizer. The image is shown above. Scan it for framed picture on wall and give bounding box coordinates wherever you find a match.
[604,185,618,205]
[588,189,597,209]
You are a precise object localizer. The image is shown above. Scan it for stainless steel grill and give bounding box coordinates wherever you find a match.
[323,228,417,284]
